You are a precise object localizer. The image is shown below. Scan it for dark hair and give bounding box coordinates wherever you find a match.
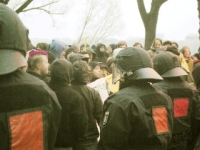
[64,47,75,59]
[109,44,117,51]
[172,42,179,48]
[36,43,49,51]
[133,42,143,48]
[166,46,180,56]
[193,53,200,60]
[88,61,100,71]
[162,40,172,46]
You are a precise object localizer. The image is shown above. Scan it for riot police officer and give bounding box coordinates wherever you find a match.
[153,50,200,150]
[0,3,61,150]
[98,47,173,150]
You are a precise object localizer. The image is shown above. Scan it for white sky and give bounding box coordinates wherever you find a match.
[17,0,199,41]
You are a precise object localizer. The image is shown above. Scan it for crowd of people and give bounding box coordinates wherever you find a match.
[1,3,200,150]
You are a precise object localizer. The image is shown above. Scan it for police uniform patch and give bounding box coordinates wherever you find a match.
[103,111,109,125]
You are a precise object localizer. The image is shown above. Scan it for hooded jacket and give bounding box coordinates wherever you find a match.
[49,39,67,59]
[71,60,103,144]
[94,43,108,63]
[0,70,61,150]
[49,59,88,148]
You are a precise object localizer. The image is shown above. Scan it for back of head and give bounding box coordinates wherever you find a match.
[50,59,73,86]
[27,50,48,70]
[68,53,83,64]
[0,3,28,75]
[115,47,162,82]
[153,51,187,78]
[73,60,91,84]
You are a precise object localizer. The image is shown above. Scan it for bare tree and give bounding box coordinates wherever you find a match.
[137,0,167,50]
[77,0,123,45]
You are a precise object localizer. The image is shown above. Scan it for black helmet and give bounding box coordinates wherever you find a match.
[0,4,28,75]
[115,47,162,82]
[153,51,187,77]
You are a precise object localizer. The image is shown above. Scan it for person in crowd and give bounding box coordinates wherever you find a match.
[106,57,115,74]
[112,48,123,57]
[92,45,96,50]
[162,40,172,47]
[80,44,90,52]
[153,51,200,150]
[148,38,162,59]
[99,62,109,77]
[64,47,75,60]
[27,50,50,83]
[181,46,194,73]
[133,42,143,48]
[68,53,84,64]
[71,60,103,150]
[107,44,117,56]
[36,42,50,51]
[171,42,179,48]
[80,51,90,63]
[117,41,127,48]
[72,43,80,53]
[88,61,101,82]
[86,47,97,62]
[94,43,108,63]
[98,47,173,150]
[192,51,200,93]
[166,46,195,87]
[49,59,88,150]
[49,39,67,59]
[0,4,61,150]
[193,53,200,62]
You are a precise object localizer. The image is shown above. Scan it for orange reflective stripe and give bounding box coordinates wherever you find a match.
[174,98,189,117]
[9,111,43,150]
[152,107,169,134]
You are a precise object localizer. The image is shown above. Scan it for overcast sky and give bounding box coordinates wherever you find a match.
[17,0,199,41]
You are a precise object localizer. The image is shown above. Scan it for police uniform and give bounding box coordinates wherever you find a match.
[153,51,200,150]
[98,47,173,150]
[0,4,61,150]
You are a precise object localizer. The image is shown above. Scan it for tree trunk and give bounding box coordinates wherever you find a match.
[198,0,200,39]
[137,0,167,50]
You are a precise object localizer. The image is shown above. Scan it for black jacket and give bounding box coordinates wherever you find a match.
[72,60,103,144]
[192,61,200,93]
[98,82,173,150]
[94,43,108,63]
[0,70,61,150]
[153,77,200,149]
[49,59,88,148]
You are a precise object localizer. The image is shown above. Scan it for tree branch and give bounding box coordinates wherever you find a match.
[22,0,59,13]
[15,0,33,14]
[137,0,148,24]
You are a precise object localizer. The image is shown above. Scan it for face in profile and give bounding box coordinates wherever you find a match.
[39,55,49,77]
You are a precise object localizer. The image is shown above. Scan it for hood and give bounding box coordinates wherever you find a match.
[72,60,91,85]
[68,53,83,64]
[49,39,67,59]
[95,43,106,56]
[50,59,73,86]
